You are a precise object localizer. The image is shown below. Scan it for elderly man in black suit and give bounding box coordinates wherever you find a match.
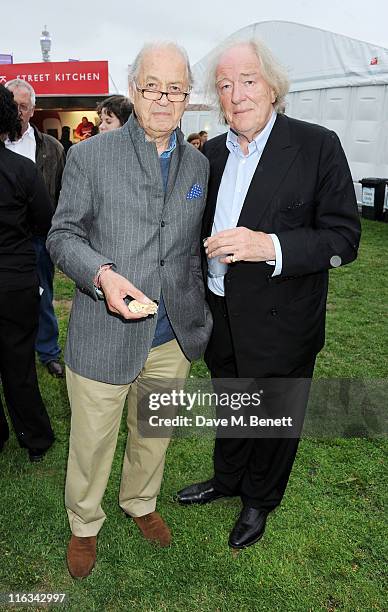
[177,38,361,548]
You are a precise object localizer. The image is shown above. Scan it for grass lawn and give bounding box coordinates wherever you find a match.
[0,219,387,611]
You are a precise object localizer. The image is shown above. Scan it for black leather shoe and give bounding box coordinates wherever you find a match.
[46,360,64,378]
[228,507,268,549]
[176,479,226,505]
[28,448,46,462]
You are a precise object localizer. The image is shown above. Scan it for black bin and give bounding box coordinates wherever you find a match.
[359,178,388,221]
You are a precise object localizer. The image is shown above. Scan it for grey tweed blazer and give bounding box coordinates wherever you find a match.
[47,115,212,384]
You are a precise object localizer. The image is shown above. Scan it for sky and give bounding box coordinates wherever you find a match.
[1,0,387,93]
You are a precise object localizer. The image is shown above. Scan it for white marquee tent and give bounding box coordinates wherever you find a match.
[182,21,388,193]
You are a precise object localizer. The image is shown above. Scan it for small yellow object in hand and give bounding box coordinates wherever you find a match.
[128,300,158,315]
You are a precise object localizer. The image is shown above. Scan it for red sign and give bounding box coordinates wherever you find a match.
[0,60,109,95]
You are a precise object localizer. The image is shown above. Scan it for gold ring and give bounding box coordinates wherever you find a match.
[231,254,237,263]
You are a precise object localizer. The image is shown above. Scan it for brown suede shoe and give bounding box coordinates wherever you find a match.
[133,511,171,547]
[66,535,97,578]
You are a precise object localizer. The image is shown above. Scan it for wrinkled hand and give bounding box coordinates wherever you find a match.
[204,227,275,263]
[100,269,153,320]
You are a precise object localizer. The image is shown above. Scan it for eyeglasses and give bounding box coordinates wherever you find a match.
[17,103,33,113]
[135,84,190,103]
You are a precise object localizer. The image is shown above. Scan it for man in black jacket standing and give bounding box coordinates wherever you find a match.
[177,38,361,548]
[5,79,65,377]
[0,84,54,461]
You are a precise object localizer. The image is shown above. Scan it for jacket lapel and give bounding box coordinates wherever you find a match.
[165,129,185,204]
[202,136,229,238]
[237,114,301,229]
[127,115,165,213]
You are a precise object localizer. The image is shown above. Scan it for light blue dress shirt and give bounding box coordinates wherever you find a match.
[207,111,282,297]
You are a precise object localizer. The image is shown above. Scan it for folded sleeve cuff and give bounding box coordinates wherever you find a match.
[267,233,282,277]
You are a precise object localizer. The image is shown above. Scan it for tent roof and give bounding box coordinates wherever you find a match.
[192,21,388,101]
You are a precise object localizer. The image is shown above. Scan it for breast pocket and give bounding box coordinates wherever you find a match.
[278,200,315,229]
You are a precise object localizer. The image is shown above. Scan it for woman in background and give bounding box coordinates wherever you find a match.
[97,95,133,132]
[0,84,54,462]
[187,133,201,149]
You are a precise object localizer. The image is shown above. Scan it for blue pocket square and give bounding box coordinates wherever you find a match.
[186,184,203,200]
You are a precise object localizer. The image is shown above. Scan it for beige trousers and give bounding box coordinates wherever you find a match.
[65,339,190,537]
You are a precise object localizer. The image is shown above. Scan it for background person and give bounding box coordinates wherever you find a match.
[74,116,94,140]
[5,79,65,378]
[59,126,73,155]
[198,129,208,150]
[0,84,54,462]
[177,38,361,549]
[97,95,133,132]
[187,132,201,148]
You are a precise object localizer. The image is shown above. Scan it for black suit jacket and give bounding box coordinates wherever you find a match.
[202,113,361,377]
[0,141,53,291]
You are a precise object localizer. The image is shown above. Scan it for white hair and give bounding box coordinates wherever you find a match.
[5,78,36,106]
[204,37,289,122]
[128,42,193,91]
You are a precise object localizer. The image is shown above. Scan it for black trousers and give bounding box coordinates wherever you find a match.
[205,291,315,511]
[0,286,54,451]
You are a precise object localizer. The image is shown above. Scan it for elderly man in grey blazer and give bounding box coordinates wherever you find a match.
[47,42,211,578]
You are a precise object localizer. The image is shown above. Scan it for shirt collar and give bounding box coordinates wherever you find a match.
[5,123,35,146]
[159,131,177,159]
[226,110,277,157]
[24,123,35,139]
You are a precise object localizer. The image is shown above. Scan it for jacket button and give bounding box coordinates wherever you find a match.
[271,307,278,316]
[161,220,165,227]
[160,259,165,266]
